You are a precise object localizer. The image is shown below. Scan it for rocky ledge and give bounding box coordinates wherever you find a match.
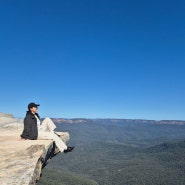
[0,113,69,185]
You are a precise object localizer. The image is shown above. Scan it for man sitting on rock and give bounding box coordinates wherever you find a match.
[20,102,74,153]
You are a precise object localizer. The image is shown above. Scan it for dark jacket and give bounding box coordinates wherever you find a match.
[20,111,40,140]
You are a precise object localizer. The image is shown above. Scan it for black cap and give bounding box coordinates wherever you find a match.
[28,102,40,109]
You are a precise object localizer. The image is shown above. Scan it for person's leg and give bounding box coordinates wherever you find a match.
[38,130,67,152]
[55,131,70,143]
[41,117,56,132]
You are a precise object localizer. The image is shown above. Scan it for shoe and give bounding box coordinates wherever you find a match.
[64,146,75,153]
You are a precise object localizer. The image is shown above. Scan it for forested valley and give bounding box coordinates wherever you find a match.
[38,120,185,185]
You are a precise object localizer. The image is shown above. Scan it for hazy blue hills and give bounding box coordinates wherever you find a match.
[51,118,185,125]
[37,119,185,185]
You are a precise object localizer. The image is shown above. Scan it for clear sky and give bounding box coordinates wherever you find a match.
[0,0,185,120]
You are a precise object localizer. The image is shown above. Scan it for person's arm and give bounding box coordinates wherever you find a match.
[20,116,30,139]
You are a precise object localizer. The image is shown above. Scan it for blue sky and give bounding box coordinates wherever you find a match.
[0,0,185,120]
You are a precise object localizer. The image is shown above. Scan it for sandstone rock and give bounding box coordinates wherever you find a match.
[0,112,23,129]
[0,112,69,185]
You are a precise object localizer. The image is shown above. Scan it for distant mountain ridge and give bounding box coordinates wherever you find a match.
[51,118,185,125]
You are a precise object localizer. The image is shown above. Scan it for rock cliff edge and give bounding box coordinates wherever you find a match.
[0,113,69,185]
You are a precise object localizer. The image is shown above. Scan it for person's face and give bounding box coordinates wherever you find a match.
[30,107,38,114]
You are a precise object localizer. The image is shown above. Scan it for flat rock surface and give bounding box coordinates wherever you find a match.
[0,113,55,185]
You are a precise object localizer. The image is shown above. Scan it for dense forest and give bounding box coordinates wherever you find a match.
[37,120,185,185]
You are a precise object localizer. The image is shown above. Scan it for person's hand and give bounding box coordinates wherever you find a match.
[18,137,26,141]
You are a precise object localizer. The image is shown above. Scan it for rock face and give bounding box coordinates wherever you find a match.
[0,112,23,128]
[0,113,69,185]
